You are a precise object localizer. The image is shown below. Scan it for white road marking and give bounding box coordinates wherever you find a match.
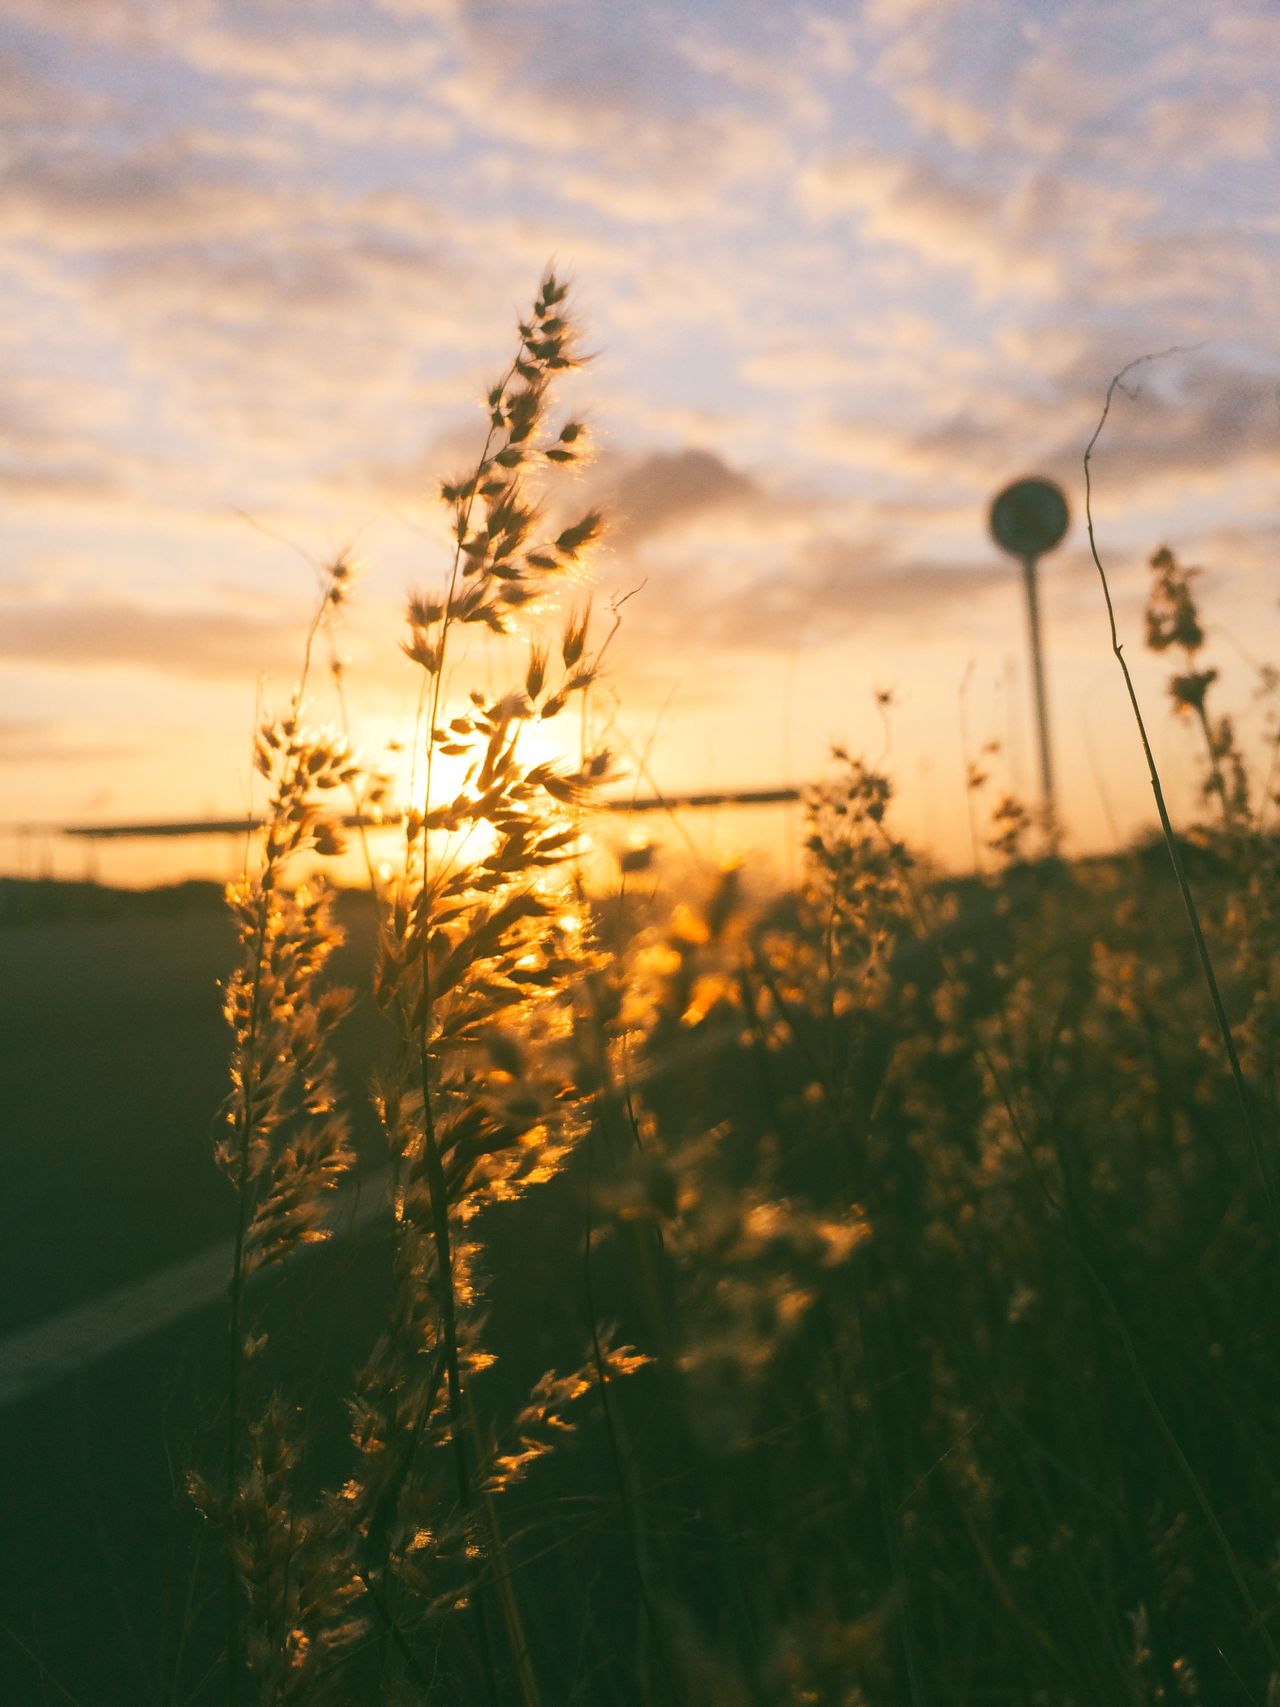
[0,1172,388,1409]
[0,1027,730,1409]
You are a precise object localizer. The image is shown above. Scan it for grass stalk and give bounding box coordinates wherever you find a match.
[1083,354,1278,1228]
[582,1111,683,1705]
[220,573,348,1702]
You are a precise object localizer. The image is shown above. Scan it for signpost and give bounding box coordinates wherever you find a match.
[988,476,1069,825]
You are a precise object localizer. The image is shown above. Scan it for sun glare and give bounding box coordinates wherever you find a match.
[374,706,584,824]
[352,704,597,883]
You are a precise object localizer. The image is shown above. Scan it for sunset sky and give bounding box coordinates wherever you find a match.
[3,0,1279,882]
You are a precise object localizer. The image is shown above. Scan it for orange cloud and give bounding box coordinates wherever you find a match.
[0,597,301,681]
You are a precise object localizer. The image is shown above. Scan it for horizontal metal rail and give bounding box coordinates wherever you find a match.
[43,788,800,841]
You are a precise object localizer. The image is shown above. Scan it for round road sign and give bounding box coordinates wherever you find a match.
[989,477,1070,560]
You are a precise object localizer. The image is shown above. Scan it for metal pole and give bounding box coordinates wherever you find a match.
[1020,552,1054,816]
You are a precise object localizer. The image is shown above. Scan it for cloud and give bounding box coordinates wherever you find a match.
[892,85,996,151]
[671,26,829,129]
[605,515,1011,662]
[0,44,112,132]
[1045,351,1280,502]
[799,144,1168,307]
[398,1,813,223]
[0,596,301,679]
[0,460,128,508]
[1004,5,1279,176]
[0,367,147,509]
[1,181,519,512]
[247,87,453,151]
[0,718,135,765]
[0,119,647,513]
[867,10,1006,150]
[602,449,770,546]
[0,0,164,52]
[809,343,1280,561]
[580,401,1263,669]
[1141,88,1272,167]
[5,0,449,90]
[0,142,291,249]
[554,116,784,224]
[799,148,1059,298]
[178,15,446,90]
[714,544,1009,650]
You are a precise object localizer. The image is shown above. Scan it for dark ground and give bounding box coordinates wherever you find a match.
[4,845,1278,1705]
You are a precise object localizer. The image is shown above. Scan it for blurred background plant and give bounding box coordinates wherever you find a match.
[576,537,1280,1704]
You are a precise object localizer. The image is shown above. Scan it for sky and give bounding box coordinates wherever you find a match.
[2,0,1279,884]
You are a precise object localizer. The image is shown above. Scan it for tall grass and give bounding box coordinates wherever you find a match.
[205,273,643,1702]
[202,281,1280,1705]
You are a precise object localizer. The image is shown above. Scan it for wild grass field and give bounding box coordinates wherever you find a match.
[7,276,1280,1707]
